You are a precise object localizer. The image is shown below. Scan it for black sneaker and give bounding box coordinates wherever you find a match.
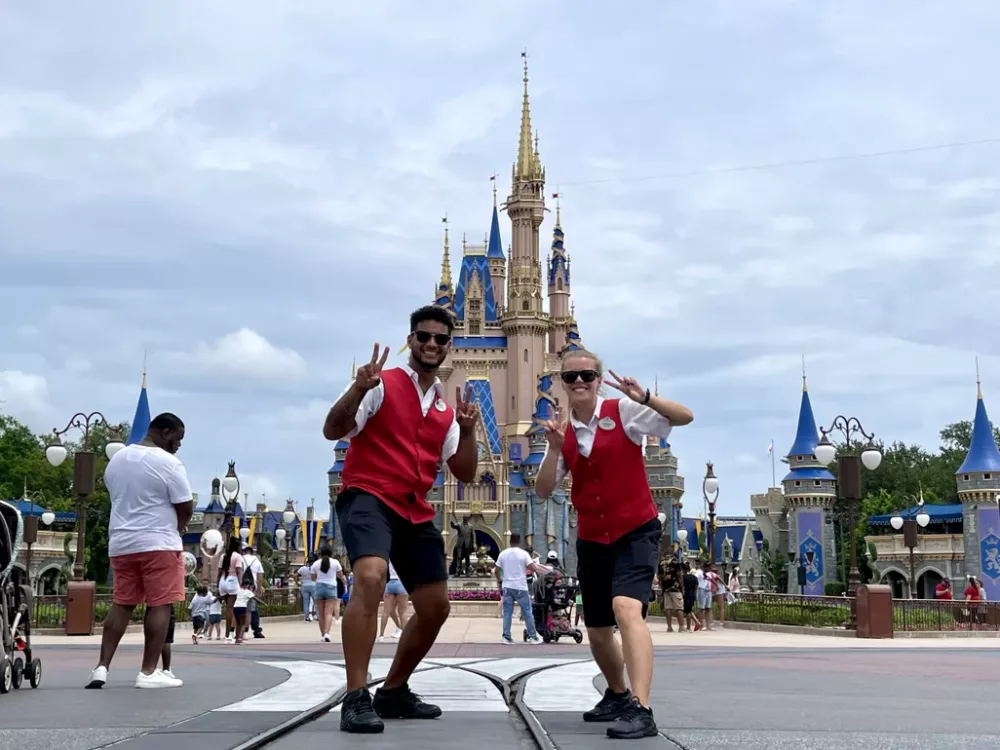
[606,697,658,739]
[339,688,385,734]
[373,682,443,720]
[582,688,632,723]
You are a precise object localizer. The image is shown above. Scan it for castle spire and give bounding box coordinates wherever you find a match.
[440,216,452,288]
[514,51,542,183]
[787,377,820,458]
[957,370,1000,474]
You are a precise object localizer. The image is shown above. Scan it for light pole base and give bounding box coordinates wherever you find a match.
[65,580,97,636]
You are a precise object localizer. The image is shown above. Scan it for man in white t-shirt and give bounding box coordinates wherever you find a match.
[87,412,193,691]
[494,533,550,644]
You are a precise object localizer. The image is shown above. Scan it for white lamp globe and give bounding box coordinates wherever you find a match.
[677,529,688,543]
[916,509,930,528]
[222,475,239,494]
[41,511,55,526]
[105,440,125,460]
[861,446,882,471]
[814,440,837,467]
[275,527,287,543]
[890,514,904,531]
[201,528,224,557]
[657,512,667,526]
[703,476,719,495]
[239,526,250,541]
[46,444,68,467]
[282,509,296,526]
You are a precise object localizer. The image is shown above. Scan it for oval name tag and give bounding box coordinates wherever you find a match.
[435,399,447,412]
[598,417,615,431]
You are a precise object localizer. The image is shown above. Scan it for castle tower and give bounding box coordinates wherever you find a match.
[502,53,549,445]
[643,379,686,553]
[547,194,571,353]
[487,182,506,316]
[781,374,837,595]
[956,373,1000,599]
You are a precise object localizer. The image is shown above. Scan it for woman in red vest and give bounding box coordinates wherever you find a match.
[535,350,692,740]
[323,306,480,735]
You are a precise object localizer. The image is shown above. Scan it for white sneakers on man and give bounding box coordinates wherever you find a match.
[135,669,183,688]
[86,666,108,689]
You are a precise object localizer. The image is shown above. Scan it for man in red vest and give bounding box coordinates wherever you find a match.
[535,350,692,740]
[323,305,479,734]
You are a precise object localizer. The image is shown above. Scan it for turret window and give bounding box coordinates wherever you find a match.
[511,395,515,411]
[523,348,528,362]
[557,278,563,291]
[522,300,529,311]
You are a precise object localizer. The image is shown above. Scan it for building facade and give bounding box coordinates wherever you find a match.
[327,59,685,574]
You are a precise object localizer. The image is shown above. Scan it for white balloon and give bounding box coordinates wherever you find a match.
[183,551,198,576]
[200,528,224,558]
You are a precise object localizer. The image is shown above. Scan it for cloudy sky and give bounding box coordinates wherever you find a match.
[2,1,998,517]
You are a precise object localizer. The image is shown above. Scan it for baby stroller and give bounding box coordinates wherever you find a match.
[0,500,42,693]
[523,575,584,644]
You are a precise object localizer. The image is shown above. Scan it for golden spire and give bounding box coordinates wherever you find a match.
[515,51,537,182]
[553,187,561,227]
[802,355,807,392]
[440,215,452,288]
[142,349,147,389]
[492,173,498,206]
[977,356,983,399]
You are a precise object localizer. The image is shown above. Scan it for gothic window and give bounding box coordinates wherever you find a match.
[523,348,528,363]
[467,298,482,335]
[557,278,563,291]
[522,300,529,311]
[468,320,481,335]
[511,395,515,411]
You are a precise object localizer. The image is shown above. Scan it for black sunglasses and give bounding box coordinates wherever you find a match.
[560,370,599,384]
[413,330,452,346]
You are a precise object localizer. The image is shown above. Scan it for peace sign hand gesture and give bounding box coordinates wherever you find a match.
[355,343,390,392]
[605,370,648,403]
[543,408,567,449]
[455,384,480,429]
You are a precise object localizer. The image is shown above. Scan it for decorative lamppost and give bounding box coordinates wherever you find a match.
[702,463,719,563]
[220,461,240,535]
[20,481,54,591]
[677,528,689,560]
[44,411,125,636]
[279,499,297,603]
[890,491,931,599]
[814,416,882,628]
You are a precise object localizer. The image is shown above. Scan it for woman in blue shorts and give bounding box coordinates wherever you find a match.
[311,543,345,642]
[379,561,409,641]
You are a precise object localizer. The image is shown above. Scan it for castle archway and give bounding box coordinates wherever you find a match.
[917,568,945,599]
[881,567,907,599]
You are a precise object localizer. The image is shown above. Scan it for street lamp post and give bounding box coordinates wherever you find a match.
[814,416,882,629]
[890,493,931,599]
[220,461,241,535]
[20,482,54,591]
[703,463,719,564]
[677,528,689,561]
[44,411,125,636]
[280,499,297,604]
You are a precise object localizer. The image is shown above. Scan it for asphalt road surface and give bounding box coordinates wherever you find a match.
[4,642,999,749]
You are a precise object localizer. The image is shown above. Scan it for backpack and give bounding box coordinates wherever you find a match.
[241,555,257,589]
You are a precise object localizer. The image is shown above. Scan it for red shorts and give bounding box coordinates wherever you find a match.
[111,550,185,607]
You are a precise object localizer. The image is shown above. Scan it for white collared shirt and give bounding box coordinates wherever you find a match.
[342,363,460,461]
[542,396,672,485]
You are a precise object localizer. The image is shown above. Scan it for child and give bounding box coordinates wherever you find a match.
[189,586,215,644]
[233,579,256,644]
[207,590,223,640]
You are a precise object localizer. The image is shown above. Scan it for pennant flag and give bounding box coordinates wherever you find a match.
[248,516,257,546]
[126,371,151,445]
[767,440,774,455]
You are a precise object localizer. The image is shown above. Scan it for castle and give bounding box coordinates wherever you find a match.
[327,58,685,574]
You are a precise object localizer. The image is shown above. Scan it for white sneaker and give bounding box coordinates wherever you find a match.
[390,628,402,640]
[86,666,107,689]
[322,634,331,643]
[160,669,182,684]
[135,670,182,689]
[502,637,514,645]
[527,635,543,645]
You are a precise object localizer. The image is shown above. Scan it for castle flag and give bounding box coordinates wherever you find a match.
[126,371,151,445]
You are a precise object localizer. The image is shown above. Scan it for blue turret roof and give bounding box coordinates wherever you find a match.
[548,222,568,289]
[487,205,504,259]
[199,497,225,514]
[787,385,820,457]
[560,320,583,355]
[126,376,151,446]
[467,378,502,455]
[957,390,1000,474]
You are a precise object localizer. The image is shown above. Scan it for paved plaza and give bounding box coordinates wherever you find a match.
[5,619,1000,749]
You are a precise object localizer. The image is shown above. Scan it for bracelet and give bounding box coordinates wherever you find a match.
[642,388,651,405]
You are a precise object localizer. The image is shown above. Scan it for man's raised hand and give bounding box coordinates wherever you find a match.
[455,384,479,429]
[355,343,390,392]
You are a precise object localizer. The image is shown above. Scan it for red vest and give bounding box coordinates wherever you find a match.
[561,398,656,544]
[341,368,453,524]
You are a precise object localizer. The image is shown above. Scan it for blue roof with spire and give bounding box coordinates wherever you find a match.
[560,320,583,355]
[787,386,820,457]
[957,388,1000,474]
[453,254,499,323]
[487,205,504,259]
[548,222,568,288]
[526,372,557,437]
[467,378,502,455]
[126,374,151,445]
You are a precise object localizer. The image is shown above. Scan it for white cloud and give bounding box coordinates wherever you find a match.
[193,329,307,383]
[0,371,51,420]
